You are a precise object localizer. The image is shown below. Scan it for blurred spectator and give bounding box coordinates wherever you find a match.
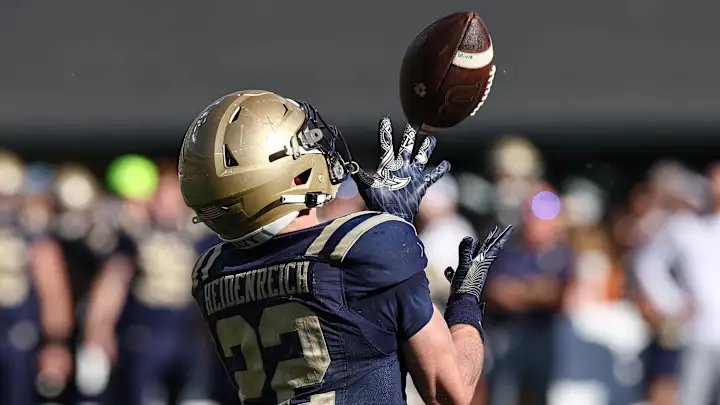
[483,182,572,405]
[619,166,695,405]
[552,178,648,405]
[562,177,622,308]
[0,151,74,404]
[634,162,720,405]
[489,136,544,228]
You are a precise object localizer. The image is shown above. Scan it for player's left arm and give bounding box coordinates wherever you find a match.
[340,215,495,405]
[403,228,512,405]
[403,307,484,405]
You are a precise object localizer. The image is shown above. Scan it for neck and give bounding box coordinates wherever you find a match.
[278,209,319,234]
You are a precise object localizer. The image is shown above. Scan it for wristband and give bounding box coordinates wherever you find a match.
[444,294,485,341]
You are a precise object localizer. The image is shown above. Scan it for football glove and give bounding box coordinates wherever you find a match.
[445,225,514,302]
[353,117,450,222]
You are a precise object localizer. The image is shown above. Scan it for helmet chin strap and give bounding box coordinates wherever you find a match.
[280,192,335,207]
[228,192,336,249]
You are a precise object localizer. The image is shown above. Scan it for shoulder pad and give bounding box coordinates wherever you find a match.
[303,211,380,258]
[306,211,427,291]
[331,213,419,263]
[304,211,419,261]
[191,242,225,294]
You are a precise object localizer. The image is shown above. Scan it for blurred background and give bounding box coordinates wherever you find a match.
[1,0,720,404]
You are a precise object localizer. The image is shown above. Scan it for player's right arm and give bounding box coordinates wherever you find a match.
[403,228,512,405]
[82,232,136,363]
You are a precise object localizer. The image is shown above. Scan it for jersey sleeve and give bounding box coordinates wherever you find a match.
[335,213,428,289]
[191,243,225,305]
[393,270,434,340]
[331,213,433,341]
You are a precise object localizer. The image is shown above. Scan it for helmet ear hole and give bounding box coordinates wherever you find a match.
[294,169,312,186]
[223,144,239,168]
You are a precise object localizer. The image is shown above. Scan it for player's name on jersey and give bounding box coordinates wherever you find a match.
[204,260,311,316]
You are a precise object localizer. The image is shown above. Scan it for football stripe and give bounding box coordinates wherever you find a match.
[305,211,374,257]
[330,213,405,262]
[451,45,494,69]
[198,244,223,283]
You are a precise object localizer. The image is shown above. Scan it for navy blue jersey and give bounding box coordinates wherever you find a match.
[192,211,434,405]
[115,222,199,311]
[110,220,210,404]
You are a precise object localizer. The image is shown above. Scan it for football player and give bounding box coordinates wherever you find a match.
[82,162,209,405]
[180,90,512,405]
[0,151,74,405]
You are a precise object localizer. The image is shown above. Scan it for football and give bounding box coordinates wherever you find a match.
[399,11,496,133]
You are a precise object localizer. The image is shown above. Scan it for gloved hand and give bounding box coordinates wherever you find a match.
[445,225,514,303]
[353,117,450,223]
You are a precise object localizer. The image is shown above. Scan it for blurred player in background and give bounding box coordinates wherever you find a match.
[180,91,510,405]
[82,158,209,405]
[51,162,147,403]
[52,163,118,307]
[0,150,74,405]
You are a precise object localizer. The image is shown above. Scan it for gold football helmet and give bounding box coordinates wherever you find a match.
[178,90,355,247]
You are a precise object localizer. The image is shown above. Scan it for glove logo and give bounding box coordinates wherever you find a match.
[380,175,411,190]
[352,117,451,222]
[372,119,411,190]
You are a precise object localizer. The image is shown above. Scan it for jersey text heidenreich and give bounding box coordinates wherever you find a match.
[204,260,311,316]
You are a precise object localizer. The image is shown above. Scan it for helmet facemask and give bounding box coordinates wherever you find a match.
[285,100,356,185]
[279,100,358,207]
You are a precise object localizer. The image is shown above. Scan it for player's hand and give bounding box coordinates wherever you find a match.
[353,117,450,222]
[37,342,73,395]
[445,225,514,303]
[84,328,118,364]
